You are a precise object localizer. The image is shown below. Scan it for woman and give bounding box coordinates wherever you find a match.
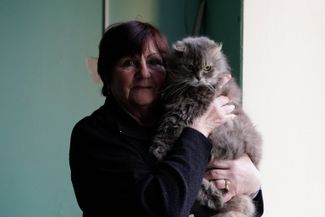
[69,20,263,217]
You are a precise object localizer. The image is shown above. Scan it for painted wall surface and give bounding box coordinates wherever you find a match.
[204,0,242,85]
[0,1,102,217]
[107,0,198,44]
[243,0,325,216]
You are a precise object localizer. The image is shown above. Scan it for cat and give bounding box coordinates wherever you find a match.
[150,36,262,217]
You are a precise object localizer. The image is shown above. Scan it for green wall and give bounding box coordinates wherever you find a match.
[108,0,199,44]
[0,1,102,217]
[0,1,241,216]
[204,0,243,85]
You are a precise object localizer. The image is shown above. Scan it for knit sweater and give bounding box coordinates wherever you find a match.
[69,97,263,217]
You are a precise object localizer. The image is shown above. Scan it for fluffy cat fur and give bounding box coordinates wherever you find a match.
[150,36,262,217]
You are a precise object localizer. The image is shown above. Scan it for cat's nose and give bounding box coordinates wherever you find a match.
[195,75,201,81]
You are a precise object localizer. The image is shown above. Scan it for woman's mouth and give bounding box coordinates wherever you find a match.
[133,85,152,89]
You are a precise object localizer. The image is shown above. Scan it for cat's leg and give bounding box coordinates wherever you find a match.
[197,178,224,210]
[151,122,184,159]
[212,212,247,217]
[151,135,172,160]
[212,195,256,217]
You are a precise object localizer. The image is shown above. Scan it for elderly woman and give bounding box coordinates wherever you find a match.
[69,20,263,217]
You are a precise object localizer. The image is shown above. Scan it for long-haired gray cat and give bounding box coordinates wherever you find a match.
[150,36,262,217]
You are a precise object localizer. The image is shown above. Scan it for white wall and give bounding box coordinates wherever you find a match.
[243,0,325,216]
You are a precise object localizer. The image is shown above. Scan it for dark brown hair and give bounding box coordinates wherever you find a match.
[97,20,169,96]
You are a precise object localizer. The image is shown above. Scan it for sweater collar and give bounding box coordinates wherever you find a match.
[103,97,157,141]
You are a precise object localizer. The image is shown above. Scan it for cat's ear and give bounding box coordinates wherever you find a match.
[173,41,186,54]
[211,42,223,57]
[217,43,223,51]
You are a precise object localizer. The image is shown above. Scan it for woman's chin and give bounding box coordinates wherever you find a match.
[130,92,158,107]
[132,98,155,107]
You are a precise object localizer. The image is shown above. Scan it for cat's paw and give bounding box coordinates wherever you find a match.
[150,145,166,160]
[198,178,224,210]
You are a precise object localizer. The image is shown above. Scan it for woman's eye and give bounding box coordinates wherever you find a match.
[125,60,136,66]
[120,58,137,67]
[147,58,165,73]
[147,58,164,67]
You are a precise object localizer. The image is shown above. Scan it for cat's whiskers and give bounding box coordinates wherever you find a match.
[162,80,189,99]
[206,83,216,92]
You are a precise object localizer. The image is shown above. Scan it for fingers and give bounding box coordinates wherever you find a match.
[223,191,235,203]
[223,104,235,115]
[211,179,230,190]
[205,169,231,184]
[207,155,251,171]
[214,95,230,106]
[190,95,236,137]
[215,96,234,113]
[215,179,236,203]
[220,73,232,88]
[210,179,236,203]
[214,96,235,118]
[207,159,232,170]
[206,156,261,197]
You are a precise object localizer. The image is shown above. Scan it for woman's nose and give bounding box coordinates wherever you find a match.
[138,57,151,78]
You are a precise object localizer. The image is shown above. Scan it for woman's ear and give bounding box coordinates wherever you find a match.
[85,57,102,84]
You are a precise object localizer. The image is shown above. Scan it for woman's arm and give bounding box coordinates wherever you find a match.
[70,120,212,217]
[204,154,264,216]
[205,154,261,201]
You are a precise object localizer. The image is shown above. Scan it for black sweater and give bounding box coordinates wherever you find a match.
[69,98,263,217]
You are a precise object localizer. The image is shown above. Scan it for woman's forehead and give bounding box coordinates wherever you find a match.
[142,40,159,54]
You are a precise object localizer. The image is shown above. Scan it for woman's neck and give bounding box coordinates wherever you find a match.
[122,103,159,127]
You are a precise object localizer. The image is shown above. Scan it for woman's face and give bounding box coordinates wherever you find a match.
[109,41,166,113]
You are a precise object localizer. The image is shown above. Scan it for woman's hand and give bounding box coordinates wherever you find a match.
[190,96,236,137]
[205,154,261,203]
[190,74,234,137]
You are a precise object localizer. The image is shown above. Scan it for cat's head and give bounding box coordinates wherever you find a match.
[167,36,231,89]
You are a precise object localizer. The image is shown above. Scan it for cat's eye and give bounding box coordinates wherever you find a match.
[204,65,212,71]
[187,64,194,70]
